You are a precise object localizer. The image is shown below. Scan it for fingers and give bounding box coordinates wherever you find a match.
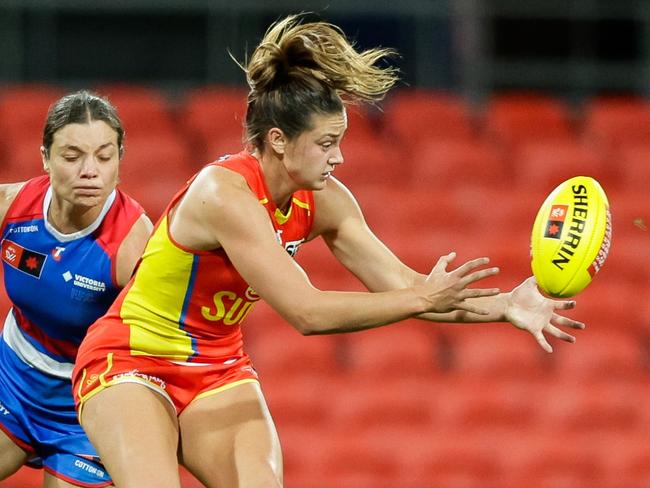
[533,331,553,353]
[551,313,586,330]
[453,302,491,315]
[451,256,491,277]
[545,324,576,343]
[431,252,456,273]
[460,267,500,287]
[553,299,577,310]
[461,287,501,299]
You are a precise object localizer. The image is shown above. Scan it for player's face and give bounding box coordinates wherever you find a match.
[43,120,120,209]
[283,110,347,190]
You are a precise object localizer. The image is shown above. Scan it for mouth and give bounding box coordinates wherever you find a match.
[74,186,102,196]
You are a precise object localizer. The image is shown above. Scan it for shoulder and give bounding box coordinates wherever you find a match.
[188,164,256,212]
[0,181,28,225]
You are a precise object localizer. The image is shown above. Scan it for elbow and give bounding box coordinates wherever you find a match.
[288,308,329,336]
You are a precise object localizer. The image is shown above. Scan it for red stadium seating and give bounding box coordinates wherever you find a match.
[552,329,643,381]
[615,142,650,193]
[93,83,177,138]
[382,89,476,145]
[512,139,613,191]
[582,95,650,153]
[483,92,575,151]
[407,138,510,191]
[342,322,442,378]
[179,85,248,163]
[118,133,193,220]
[446,325,550,380]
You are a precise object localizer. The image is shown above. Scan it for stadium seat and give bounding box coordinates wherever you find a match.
[342,321,441,378]
[118,133,193,220]
[615,142,650,193]
[446,326,550,380]
[582,95,650,153]
[552,329,643,381]
[437,377,545,432]
[539,380,644,433]
[245,318,343,378]
[407,138,510,191]
[512,139,613,191]
[382,89,476,145]
[334,136,406,188]
[93,83,176,137]
[483,92,575,151]
[179,85,248,163]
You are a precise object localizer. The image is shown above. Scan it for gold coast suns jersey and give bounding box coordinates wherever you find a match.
[84,152,314,363]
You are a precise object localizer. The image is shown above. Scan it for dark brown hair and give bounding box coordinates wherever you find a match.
[42,90,124,159]
[242,14,399,149]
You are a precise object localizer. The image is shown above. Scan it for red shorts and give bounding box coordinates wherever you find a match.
[72,351,259,419]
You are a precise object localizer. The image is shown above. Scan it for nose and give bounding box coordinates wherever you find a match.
[330,147,344,166]
[79,156,99,178]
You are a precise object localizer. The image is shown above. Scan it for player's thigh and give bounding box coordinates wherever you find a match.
[179,381,282,488]
[43,471,114,488]
[0,428,28,479]
[81,383,181,488]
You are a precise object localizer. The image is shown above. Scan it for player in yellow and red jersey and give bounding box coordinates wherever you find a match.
[72,14,585,488]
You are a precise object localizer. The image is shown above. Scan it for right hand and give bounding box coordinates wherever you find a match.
[421,252,500,314]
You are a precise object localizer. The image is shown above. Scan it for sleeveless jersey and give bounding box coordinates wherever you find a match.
[88,151,315,363]
[0,176,144,377]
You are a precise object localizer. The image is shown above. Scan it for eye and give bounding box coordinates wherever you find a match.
[321,142,333,150]
[97,155,113,162]
[63,155,79,162]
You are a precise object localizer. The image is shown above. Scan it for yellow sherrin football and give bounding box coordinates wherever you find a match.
[530,176,612,297]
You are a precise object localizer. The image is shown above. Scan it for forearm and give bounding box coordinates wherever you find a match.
[392,268,509,324]
[416,292,509,323]
[284,287,429,335]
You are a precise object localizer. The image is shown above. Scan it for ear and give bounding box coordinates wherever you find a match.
[40,146,49,172]
[267,127,287,155]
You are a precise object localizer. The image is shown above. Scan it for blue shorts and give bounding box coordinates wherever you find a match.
[0,336,112,487]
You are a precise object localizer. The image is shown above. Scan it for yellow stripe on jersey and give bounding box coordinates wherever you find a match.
[292,197,311,212]
[120,216,196,360]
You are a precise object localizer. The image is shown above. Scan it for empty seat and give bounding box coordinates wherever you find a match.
[447,326,550,380]
[408,138,510,191]
[342,321,441,378]
[118,133,193,220]
[245,319,343,378]
[552,329,642,381]
[382,89,475,145]
[334,136,406,188]
[483,92,575,151]
[180,85,248,162]
[513,139,613,191]
[94,83,176,137]
[615,142,650,193]
[582,95,650,152]
[539,380,644,433]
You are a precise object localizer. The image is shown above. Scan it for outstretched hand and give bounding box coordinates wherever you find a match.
[505,276,585,353]
[423,252,500,314]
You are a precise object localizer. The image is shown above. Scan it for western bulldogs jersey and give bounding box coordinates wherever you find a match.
[1,175,144,377]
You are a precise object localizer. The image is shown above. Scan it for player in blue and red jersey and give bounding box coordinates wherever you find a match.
[73,16,584,488]
[0,91,152,487]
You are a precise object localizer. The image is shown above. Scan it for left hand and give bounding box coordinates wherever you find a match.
[505,276,585,353]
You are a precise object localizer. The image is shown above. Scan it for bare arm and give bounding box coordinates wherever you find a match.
[115,214,153,287]
[0,182,27,226]
[311,178,584,351]
[168,167,497,335]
